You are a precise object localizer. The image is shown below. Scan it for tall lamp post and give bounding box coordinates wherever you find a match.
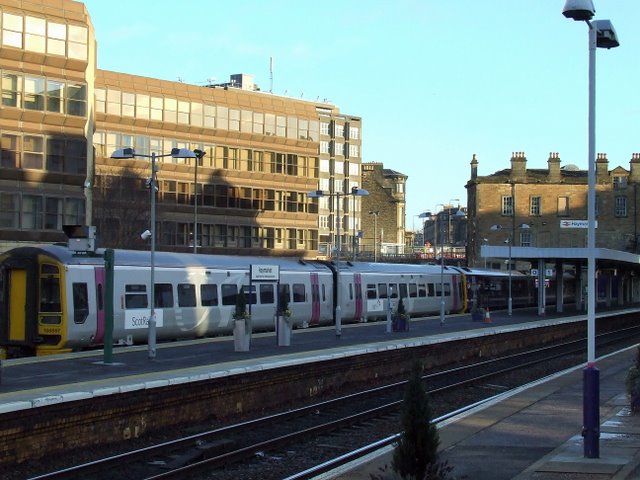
[309,187,369,337]
[562,0,619,459]
[422,205,446,326]
[368,210,379,262]
[192,149,206,254]
[490,223,530,316]
[111,147,197,359]
[448,199,460,255]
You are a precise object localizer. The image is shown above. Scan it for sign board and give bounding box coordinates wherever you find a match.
[560,220,598,229]
[250,264,280,281]
[531,269,555,277]
[125,309,163,329]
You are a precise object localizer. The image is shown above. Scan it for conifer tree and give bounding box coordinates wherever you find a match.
[392,360,440,480]
[234,289,248,319]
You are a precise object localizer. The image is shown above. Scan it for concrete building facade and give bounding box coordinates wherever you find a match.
[0,0,94,252]
[0,0,364,258]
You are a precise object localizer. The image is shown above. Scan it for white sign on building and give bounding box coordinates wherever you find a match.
[560,219,598,228]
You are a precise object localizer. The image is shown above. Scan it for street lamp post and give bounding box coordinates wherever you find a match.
[448,199,459,255]
[421,205,446,326]
[563,0,620,459]
[490,223,530,315]
[111,147,197,359]
[309,187,369,337]
[192,149,206,254]
[368,210,379,262]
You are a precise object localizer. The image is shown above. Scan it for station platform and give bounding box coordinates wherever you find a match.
[0,307,576,409]
[328,346,640,480]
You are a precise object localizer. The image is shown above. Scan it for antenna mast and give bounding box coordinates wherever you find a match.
[269,56,274,93]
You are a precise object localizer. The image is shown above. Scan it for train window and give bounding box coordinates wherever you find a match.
[260,284,274,304]
[389,283,398,299]
[377,283,387,299]
[292,283,305,303]
[409,283,418,298]
[201,284,219,306]
[399,283,408,299]
[177,283,196,307]
[155,283,174,308]
[418,284,426,297]
[40,275,61,313]
[348,283,353,301]
[435,283,451,297]
[322,284,326,302]
[41,264,58,274]
[72,283,88,324]
[242,285,257,304]
[221,284,238,306]
[427,284,435,297]
[366,284,376,300]
[125,284,148,309]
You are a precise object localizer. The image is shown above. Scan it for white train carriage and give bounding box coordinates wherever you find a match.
[0,245,335,356]
[335,262,465,322]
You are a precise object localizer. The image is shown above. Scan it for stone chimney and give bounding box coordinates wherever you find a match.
[470,153,478,180]
[548,152,561,182]
[629,153,640,183]
[596,153,609,182]
[510,151,527,181]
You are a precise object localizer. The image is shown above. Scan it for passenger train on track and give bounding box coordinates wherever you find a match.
[0,244,544,357]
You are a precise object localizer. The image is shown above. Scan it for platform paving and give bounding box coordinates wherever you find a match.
[328,346,640,480]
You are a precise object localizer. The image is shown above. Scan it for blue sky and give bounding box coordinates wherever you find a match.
[82,0,639,230]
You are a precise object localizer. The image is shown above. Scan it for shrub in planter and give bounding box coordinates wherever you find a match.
[625,346,640,413]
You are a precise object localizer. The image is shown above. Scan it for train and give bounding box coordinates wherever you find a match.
[0,244,540,357]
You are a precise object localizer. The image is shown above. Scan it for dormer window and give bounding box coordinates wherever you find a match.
[613,175,628,190]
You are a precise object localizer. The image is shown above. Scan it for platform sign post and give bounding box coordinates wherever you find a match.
[103,248,114,365]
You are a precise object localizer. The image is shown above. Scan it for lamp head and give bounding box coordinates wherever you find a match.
[111,147,135,159]
[562,0,595,21]
[594,19,620,49]
[141,230,152,240]
[171,148,196,158]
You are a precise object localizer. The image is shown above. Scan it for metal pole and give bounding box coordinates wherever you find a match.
[193,153,198,254]
[335,193,342,338]
[374,213,378,262]
[103,248,114,365]
[584,21,599,459]
[148,152,157,360]
[508,235,513,315]
[586,23,597,369]
[438,213,445,326]
[352,194,356,262]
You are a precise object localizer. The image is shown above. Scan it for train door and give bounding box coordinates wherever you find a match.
[93,267,106,344]
[354,273,363,321]
[0,256,38,353]
[8,269,27,343]
[310,272,320,326]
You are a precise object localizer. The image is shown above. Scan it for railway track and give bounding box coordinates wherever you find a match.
[27,324,640,480]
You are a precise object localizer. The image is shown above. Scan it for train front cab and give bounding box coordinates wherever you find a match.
[0,250,70,357]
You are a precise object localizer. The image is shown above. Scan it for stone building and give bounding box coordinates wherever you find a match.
[466,151,640,268]
[360,163,407,258]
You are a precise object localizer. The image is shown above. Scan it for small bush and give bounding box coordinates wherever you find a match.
[626,346,640,413]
